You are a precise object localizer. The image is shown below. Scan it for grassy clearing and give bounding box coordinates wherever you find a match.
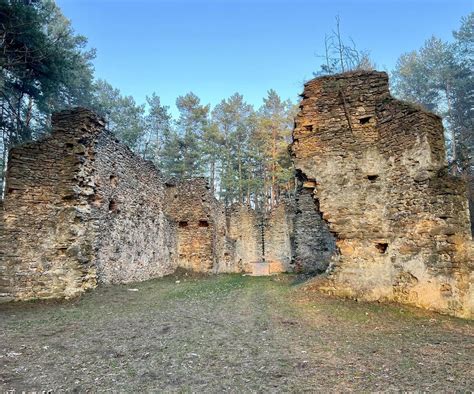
[0,274,472,392]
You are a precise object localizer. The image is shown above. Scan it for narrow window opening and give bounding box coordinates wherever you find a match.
[304,125,313,132]
[367,175,379,182]
[109,199,119,213]
[199,220,209,228]
[179,221,188,228]
[359,116,372,125]
[109,175,118,187]
[375,243,388,254]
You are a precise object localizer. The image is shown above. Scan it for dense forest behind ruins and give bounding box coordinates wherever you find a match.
[0,2,472,218]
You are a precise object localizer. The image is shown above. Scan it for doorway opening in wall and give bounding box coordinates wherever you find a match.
[294,170,339,275]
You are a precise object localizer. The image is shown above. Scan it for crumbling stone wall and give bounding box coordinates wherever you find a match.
[164,178,226,272]
[226,204,262,273]
[264,200,294,273]
[292,71,473,318]
[0,108,177,301]
[91,131,177,284]
[0,110,104,301]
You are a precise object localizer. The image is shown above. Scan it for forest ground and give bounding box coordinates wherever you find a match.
[0,273,473,392]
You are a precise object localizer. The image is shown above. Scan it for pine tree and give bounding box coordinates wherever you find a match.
[92,80,145,154]
[257,90,295,208]
[174,93,209,178]
[143,93,173,163]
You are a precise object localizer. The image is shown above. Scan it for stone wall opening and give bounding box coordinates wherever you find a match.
[375,242,388,254]
[293,170,338,274]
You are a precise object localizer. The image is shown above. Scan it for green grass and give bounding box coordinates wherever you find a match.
[1,274,472,392]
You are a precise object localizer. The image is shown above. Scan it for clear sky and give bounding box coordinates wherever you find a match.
[56,0,472,114]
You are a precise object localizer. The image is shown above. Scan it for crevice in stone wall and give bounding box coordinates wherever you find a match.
[108,199,119,213]
[293,170,338,274]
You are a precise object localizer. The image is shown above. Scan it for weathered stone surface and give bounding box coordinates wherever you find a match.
[293,173,337,273]
[292,71,473,318]
[0,108,177,301]
[0,110,102,300]
[251,262,270,276]
[164,178,226,272]
[0,111,294,302]
[91,132,177,284]
[225,204,263,273]
[264,199,294,273]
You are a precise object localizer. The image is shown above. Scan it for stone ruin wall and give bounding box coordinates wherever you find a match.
[0,109,178,301]
[225,204,263,273]
[91,123,177,284]
[264,200,294,273]
[0,107,296,303]
[0,110,100,301]
[292,71,473,318]
[2,72,471,319]
[163,178,226,272]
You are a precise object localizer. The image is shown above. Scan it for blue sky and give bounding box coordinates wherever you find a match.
[57,0,472,114]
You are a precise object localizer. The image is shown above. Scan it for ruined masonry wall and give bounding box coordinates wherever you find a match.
[292,71,473,318]
[264,200,294,273]
[91,132,177,284]
[0,110,101,300]
[226,204,262,273]
[164,178,224,272]
[0,108,178,301]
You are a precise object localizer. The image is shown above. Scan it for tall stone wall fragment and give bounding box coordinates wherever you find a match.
[292,71,473,318]
[226,204,263,273]
[0,108,177,301]
[264,200,294,273]
[163,178,226,272]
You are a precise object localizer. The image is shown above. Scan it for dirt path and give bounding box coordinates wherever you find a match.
[1,274,473,392]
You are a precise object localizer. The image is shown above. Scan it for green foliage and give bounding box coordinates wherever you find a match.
[92,79,145,154]
[0,0,96,194]
[143,93,172,163]
[257,89,295,207]
[212,93,256,204]
[392,13,473,175]
[173,92,210,178]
